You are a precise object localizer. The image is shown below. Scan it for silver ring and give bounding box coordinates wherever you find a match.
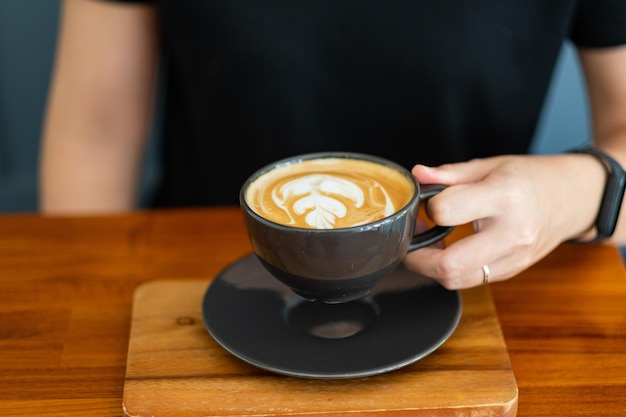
[482,264,490,285]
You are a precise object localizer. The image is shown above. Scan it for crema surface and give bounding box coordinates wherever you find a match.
[245,158,414,229]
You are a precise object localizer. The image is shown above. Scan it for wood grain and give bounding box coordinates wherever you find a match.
[0,207,624,416]
[122,280,517,417]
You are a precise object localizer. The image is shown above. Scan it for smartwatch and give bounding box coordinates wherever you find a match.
[567,145,626,243]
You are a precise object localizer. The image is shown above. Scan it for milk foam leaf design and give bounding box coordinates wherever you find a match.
[278,174,364,229]
[317,175,364,208]
[295,194,347,229]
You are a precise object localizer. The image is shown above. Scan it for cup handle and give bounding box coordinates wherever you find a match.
[407,184,455,251]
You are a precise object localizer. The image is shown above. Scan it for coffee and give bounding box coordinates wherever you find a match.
[245,157,414,229]
[240,152,453,303]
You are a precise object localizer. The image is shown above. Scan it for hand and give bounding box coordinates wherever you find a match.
[403,154,605,289]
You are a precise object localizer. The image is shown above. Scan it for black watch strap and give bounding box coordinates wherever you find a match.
[567,145,626,243]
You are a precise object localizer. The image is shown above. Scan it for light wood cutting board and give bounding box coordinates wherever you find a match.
[123,279,518,417]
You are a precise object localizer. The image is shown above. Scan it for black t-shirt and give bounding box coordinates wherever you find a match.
[108,0,626,207]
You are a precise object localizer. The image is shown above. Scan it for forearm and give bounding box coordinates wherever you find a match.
[39,62,154,214]
[39,74,154,215]
[39,0,158,215]
[40,128,146,214]
[578,46,626,245]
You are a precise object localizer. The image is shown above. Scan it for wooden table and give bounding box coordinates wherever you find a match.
[0,207,625,416]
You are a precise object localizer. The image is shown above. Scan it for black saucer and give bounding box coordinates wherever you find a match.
[202,254,462,379]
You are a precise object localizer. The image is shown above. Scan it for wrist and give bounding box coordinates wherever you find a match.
[566,145,626,243]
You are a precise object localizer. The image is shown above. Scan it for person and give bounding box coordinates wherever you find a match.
[40,0,626,289]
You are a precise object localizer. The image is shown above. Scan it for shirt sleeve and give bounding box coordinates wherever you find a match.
[569,0,626,47]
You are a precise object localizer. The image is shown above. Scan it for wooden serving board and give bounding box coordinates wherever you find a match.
[123,280,518,417]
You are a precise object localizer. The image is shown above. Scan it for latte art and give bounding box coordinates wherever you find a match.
[274,173,396,228]
[246,158,414,229]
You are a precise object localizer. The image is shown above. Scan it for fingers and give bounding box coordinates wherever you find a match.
[412,157,500,185]
[415,158,521,227]
[406,155,572,290]
[403,229,528,289]
[422,181,506,227]
[405,200,544,290]
[406,159,513,288]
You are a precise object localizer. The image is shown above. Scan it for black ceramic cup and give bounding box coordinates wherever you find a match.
[240,152,454,303]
